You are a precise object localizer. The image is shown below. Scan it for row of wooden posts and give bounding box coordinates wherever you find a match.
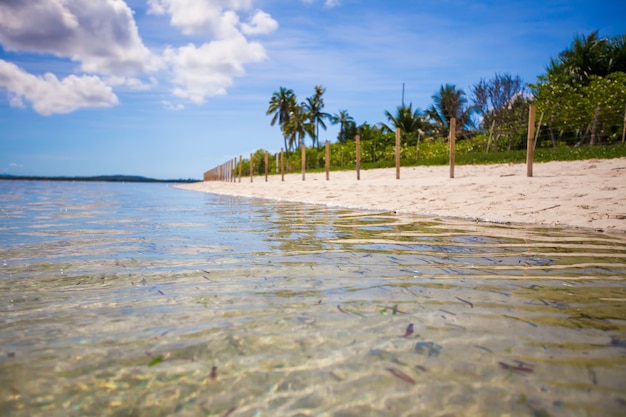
[204,104,541,182]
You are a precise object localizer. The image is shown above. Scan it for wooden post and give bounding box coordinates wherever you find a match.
[325,140,330,181]
[264,151,269,182]
[395,127,401,180]
[301,143,306,181]
[356,134,361,180]
[238,155,242,183]
[250,153,254,183]
[280,148,285,181]
[590,107,600,146]
[416,132,421,161]
[622,106,626,144]
[526,103,536,177]
[449,118,456,179]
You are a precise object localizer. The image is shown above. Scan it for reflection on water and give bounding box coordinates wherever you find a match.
[1,180,625,417]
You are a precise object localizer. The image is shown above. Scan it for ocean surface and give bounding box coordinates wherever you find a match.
[1,180,625,417]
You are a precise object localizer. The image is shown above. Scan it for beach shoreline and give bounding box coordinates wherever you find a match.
[177,158,626,233]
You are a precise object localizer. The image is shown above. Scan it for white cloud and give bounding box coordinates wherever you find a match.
[147,0,277,38]
[105,76,158,91]
[0,60,119,115]
[0,0,160,75]
[164,36,266,103]
[162,100,185,110]
[0,0,277,113]
[241,10,279,35]
[151,0,276,103]
[301,0,340,7]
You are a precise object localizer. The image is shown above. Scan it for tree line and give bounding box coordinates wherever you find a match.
[266,31,625,155]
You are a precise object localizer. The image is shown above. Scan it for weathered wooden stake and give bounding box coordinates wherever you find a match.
[449,118,456,179]
[325,140,330,181]
[280,148,285,181]
[250,153,254,183]
[416,132,421,161]
[238,155,242,183]
[356,134,361,180]
[527,103,536,177]
[622,106,626,143]
[264,151,269,182]
[395,127,401,180]
[301,143,306,181]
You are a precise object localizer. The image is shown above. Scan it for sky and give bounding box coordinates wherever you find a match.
[1,0,625,179]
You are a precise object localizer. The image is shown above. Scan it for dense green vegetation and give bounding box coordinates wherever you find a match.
[216,31,626,177]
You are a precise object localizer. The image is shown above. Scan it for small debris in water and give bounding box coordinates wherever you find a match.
[475,345,493,353]
[221,407,236,417]
[148,355,164,367]
[498,360,534,374]
[210,366,218,380]
[386,367,416,385]
[415,341,442,357]
[503,314,538,327]
[456,297,473,308]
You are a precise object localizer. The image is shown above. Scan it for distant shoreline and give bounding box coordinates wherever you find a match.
[0,175,199,183]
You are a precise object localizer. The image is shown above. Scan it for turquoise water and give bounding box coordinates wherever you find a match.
[1,180,625,417]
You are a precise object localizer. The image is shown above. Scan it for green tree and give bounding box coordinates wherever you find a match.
[305,85,331,149]
[426,84,474,138]
[331,109,355,144]
[381,103,424,135]
[547,31,610,86]
[471,73,528,150]
[266,87,297,152]
[532,32,626,146]
[284,103,315,150]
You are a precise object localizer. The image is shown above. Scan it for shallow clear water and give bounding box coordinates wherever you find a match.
[1,180,625,417]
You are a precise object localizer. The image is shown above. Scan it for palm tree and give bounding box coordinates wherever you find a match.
[266,87,296,152]
[427,84,474,138]
[381,103,424,134]
[547,31,610,86]
[284,103,315,150]
[331,109,355,143]
[304,85,331,148]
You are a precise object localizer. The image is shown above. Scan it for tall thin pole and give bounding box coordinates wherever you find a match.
[301,143,306,181]
[280,148,284,181]
[325,140,330,181]
[355,134,361,180]
[622,106,626,144]
[527,104,537,177]
[395,127,401,180]
[401,83,405,107]
[449,118,456,179]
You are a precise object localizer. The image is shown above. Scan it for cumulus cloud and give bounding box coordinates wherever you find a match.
[164,36,266,103]
[0,60,119,115]
[0,0,278,114]
[0,0,160,75]
[241,10,279,35]
[147,0,278,39]
[150,0,277,103]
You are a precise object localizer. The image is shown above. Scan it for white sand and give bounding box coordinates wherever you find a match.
[177,158,626,232]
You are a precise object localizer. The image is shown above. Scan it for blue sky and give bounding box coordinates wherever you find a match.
[1,0,624,179]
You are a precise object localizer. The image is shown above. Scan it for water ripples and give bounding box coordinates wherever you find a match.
[0,180,625,417]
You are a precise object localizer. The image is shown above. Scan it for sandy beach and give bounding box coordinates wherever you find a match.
[178,158,626,232]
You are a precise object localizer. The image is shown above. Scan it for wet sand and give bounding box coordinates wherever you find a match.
[178,158,626,232]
